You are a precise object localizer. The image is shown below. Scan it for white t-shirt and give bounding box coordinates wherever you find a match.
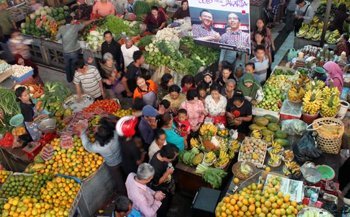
[121,44,139,68]
[148,140,167,161]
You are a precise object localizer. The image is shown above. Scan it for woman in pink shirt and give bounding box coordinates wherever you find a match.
[91,0,116,18]
[180,89,206,132]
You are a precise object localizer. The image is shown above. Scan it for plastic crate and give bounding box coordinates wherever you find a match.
[280,100,302,120]
[11,70,33,83]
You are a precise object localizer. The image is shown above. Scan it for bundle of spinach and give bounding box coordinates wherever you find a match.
[0,88,20,116]
[196,164,227,188]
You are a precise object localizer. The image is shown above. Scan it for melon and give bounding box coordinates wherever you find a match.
[275,130,288,139]
[254,116,269,127]
[267,123,280,132]
[275,138,289,146]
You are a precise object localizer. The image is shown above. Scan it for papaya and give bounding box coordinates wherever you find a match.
[275,130,288,139]
[275,138,289,146]
[262,129,274,137]
[267,123,280,132]
[264,114,279,123]
[192,153,204,166]
[254,116,269,127]
[249,124,266,131]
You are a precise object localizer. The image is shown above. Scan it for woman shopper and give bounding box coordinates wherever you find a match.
[180,89,206,132]
[221,79,237,100]
[237,73,264,106]
[158,73,174,100]
[91,0,116,18]
[161,112,185,151]
[100,52,124,98]
[163,85,186,114]
[205,85,227,125]
[323,61,344,93]
[133,76,158,106]
[148,129,167,160]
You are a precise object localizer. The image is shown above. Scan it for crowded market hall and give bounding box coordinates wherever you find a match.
[0,0,349,216]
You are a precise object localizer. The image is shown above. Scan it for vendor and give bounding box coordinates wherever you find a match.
[312,67,327,82]
[144,6,167,34]
[133,76,158,107]
[323,61,344,93]
[163,85,186,114]
[226,91,253,135]
[237,73,264,106]
[91,0,116,18]
[205,85,227,125]
[172,0,190,20]
[221,79,237,100]
[335,34,350,57]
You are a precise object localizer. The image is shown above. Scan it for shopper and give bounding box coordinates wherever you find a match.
[197,84,207,104]
[205,85,227,125]
[284,0,297,32]
[174,109,191,138]
[198,70,214,93]
[158,99,171,115]
[101,31,124,71]
[56,16,94,82]
[8,30,30,60]
[250,45,270,84]
[294,0,314,34]
[180,89,206,132]
[144,6,167,34]
[335,34,350,57]
[120,136,147,176]
[122,51,144,97]
[216,65,234,92]
[91,0,116,18]
[323,61,344,93]
[149,129,167,161]
[138,105,158,148]
[237,73,264,106]
[267,0,281,26]
[121,37,139,69]
[329,4,348,34]
[114,196,142,217]
[226,91,253,135]
[159,73,174,100]
[160,112,186,151]
[163,85,186,114]
[0,3,16,42]
[79,117,127,195]
[245,63,255,74]
[83,49,97,67]
[133,76,158,106]
[251,32,272,64]
[233,66,244,81]
[172,0,190,20]
[221,79,236,101]
[73,59,105,101]
[125,163,165,217]
[181,75,195,95]
[100,52,123,98]
[253,19,275,52]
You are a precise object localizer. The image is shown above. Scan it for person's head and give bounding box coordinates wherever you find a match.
[103,52,114,67]
[136,163,155,184]
[168,85,181,100]
[177,109,188,122]
[104,31,113,43]
[151,6,159,17]
[154,128,166,146]
[161,73,174,90]
[125,37,134,48]
[136,76,147,89]
[243,73,255,88]
[199,10,213,28]
[296,0,305,7]
[256,18,265,30]
[114,196,132,217]
[15,55,25,65]
[15,86,30,103]
[222,65,232,79]
[159,143,179,162]
[181,0,188,10]
[255,45,266,60]
[75,59,88,73]
[181,75,195,90]
[65,16,73,24]
[142,105,158,124]
[133,136,143,149]
[133,50,145,65]
[254,32,265,43]
[203,70,213,84]
[0,3,7,10]
[245,62,255,74]
[197,84,207,99]
[186,89,198,101]
[159,99,170,110]
[232,91,245,107]
[10,29,21,40]
[161,112,173,128]
[210,84,221,100]
[95,117,115,146]
[227,13,240,31]
[341,34,349,42]
[235,66,244,78]
[225,79,236,92]
[132,98,145,112]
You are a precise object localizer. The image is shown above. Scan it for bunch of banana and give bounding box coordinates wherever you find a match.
[305,27,317,40]
[268,152,281,166]
[312,30,322,41]
[305,80,325,91]
[217,129,229,137]
[285,161,301,176]
[326,30,340,44]
[251,129,262,139]
[219,138,228,152]
[204,151,216,164]
[190,138,200,148]
[297,23,309,38]
[322,86,340,99]
[270,147,283,155]
[214,151,229,168]
[228,148,235,159]
[271,141,282,149]
[264,134,274,143]
[302,89,322,115]
[288,85,305,102]
[230,140,240,151]
[321,94,340,117]
[199,123,218,137]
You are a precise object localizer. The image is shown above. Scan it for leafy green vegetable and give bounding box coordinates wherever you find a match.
[137,35,154,48]
[0,88,20,116]
[103,16,140,37]
[196,164,227,188]
[134,1,151,17]
[40,82,71,112]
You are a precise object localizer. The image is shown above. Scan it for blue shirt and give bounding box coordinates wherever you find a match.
[112,209,142,217]
[138,117,155,146]
[163,124,184,151]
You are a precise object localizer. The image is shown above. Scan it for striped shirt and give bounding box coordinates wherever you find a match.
[192,24,219,39]
[73,66,102,99]
[220,30,250,51]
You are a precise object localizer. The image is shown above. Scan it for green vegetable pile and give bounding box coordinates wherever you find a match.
[103,16,140,37]
[133,1,151,19]
[195,164,227,188]
[137,35,154,48]
[0,88,20,116]
[273,68,294,76]
[39,82,71,113]
[180,148,200,166]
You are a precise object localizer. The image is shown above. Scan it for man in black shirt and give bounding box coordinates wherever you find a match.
[120,136,146,177]
[101,31,124,71]
[122,50,144,97]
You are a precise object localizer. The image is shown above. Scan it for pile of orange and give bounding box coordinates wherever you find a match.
[2,196,54,217]
[0,170,11,184]
[216,178,304,217]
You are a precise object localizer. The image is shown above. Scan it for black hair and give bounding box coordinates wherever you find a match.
[154,128,166,140]
[160,99,171,109]
[254,18,268,37]
[95,117,115,146]
[114,196,132,213]
[296,0,304,4]
[10,29,21,37]
[177,108,187,116]
[159,143,179,159]
[133,50,143,62]
[210,84,220,93]
[338,3,346,13]
[104,30,113,37]
[160,112,173,128]
[222,64,232,72]
[65,16,73,24]
[132,98,145,111]
[151,6,158,11]
[200,9,210,16]
[233,91,245,102]
[160,73,173,90]
[75,58,86,70]
[15,86,27,102]
[245,62,255,70]
[181,0,188,5]
[255,44,266,53]
[253,31,266,44]
[168,84,181,94]
[186,89,198,101]
[181,75,195,88]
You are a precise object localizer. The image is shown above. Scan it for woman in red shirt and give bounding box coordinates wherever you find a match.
[144,6,167,34]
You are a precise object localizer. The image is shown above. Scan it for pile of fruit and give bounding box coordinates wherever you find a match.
[216,176,304,217]
[238,137,267,166]
[83,99,120,114]
[0,170,11,184]
[288,84,305,103]
[325,29,341,44]
[199,123,218,140]
[114,108,133,118]
[296,17,324,41]
[257,84,282,112]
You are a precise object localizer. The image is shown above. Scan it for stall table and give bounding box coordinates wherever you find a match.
[294,37,336,50]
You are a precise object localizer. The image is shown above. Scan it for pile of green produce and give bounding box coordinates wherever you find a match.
[133,1,151,20]
[180,147,203,166]
[0,88,21,116]
[137,35,154,48]
[103,15,141,37]
[195,164,227,188]
[39,82,71,113]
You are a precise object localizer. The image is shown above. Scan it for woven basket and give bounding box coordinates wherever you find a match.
[311,118,344,154]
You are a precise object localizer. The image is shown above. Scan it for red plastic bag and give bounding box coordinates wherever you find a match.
[0,133,14,148]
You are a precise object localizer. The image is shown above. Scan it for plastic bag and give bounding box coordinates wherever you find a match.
[281,119,308,136]
[293,132,322,164]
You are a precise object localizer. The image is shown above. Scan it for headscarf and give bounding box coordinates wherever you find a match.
[323,61,344,92]
[237,73,261,99]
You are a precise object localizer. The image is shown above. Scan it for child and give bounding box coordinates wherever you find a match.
[158,99,171,115]
[197,84,207,104]
[181,75,195,94]
[245,63,255,74]
[174,109,191,138]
